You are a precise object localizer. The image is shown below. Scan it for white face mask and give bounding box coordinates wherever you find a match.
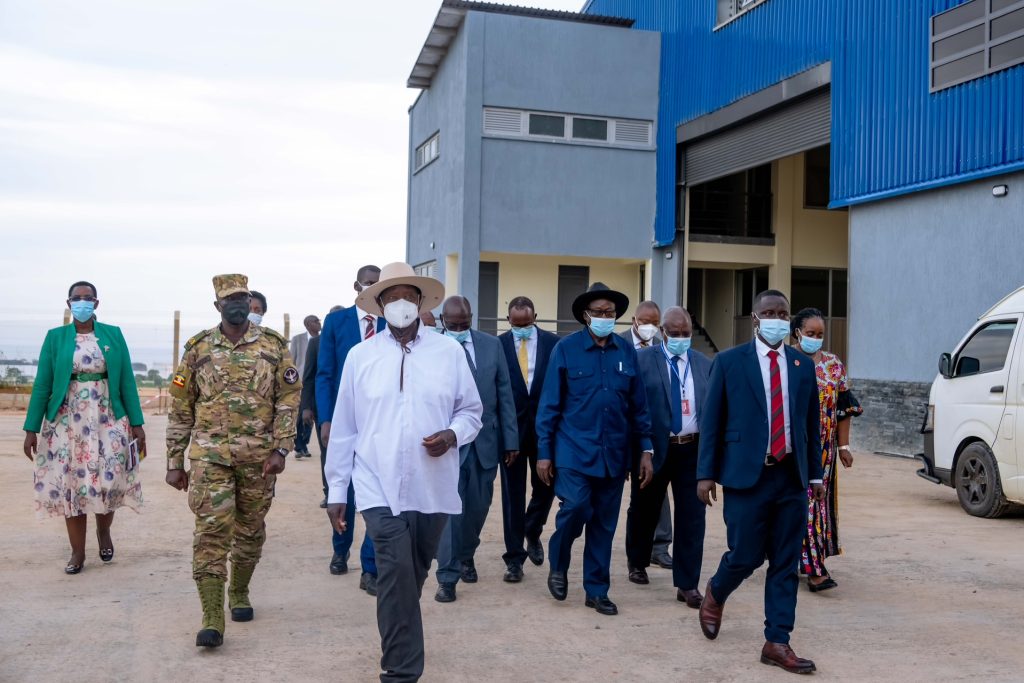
[247,312,263,326]
[636,323,658,342]
[382,299,419,329]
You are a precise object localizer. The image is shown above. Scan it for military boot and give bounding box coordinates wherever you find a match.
[228,564,255,622]
[195,577,225,647]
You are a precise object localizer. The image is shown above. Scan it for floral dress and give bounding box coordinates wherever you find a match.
[33,333,143,518]
[800,351,861,577]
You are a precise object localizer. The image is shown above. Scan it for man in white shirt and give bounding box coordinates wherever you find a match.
[290,315,321,458]
[326,262,483,683]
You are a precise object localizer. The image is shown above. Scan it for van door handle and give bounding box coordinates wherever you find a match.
[991,385,1005,393]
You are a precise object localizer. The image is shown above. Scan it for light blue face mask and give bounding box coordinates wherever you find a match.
[587,316,616,338]
[247,312,263,326]
[799,335,824,354]
[511,325,534,341]
[446,329,470,344]
[70,301,95,323]
[665,336,691,356]
[755,315,790,346]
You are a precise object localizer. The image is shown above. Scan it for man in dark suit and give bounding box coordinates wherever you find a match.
[435,296,519,602]
[496,296,558,582]
[625,307,711,608]
[620,300,673,570]
[301,307,342,509]
[316,266,385,593]
[291,314,321,459]
[696,290,823,675]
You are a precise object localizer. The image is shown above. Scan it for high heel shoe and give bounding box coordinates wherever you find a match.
[99,548,114,562]
[65,561,84,575]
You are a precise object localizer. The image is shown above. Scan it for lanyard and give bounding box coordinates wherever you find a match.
[664,349,690,399]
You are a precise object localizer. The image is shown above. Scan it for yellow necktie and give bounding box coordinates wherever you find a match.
[518,338,529,384]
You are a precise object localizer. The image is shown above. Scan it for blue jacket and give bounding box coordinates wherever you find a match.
[315,307,386,424]
[696,340,822,490]
[498,326,560,452]
[636,345,712,473]
[536,330,653,479]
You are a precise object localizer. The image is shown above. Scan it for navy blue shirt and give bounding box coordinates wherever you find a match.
[536,329,653,479]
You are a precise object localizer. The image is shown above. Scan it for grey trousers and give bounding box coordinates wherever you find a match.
[435,448,498,585]
[362,507,449,683]
[653,495,673,556]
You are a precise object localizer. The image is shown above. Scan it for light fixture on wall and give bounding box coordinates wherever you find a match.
[429,241,435,249]
[665,252,673,260]
[993,184,1009,197]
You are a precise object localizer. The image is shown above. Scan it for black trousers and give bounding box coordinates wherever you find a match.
[498,444,555,567]
[625,440,706,590]
[363,507,448,683]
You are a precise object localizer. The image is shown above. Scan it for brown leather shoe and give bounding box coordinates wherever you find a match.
[760,642,816,674]
[628,566,650,585]
[676,588,703,609]
[698,580,722,640]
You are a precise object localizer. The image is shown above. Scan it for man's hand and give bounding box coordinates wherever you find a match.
[263,452,286,478]
[23,431,37,461]
[302,409,314,427]
[697,479,717,506]
[839,449,854,469]
[320,421,331,444]
[166,469,189,491]
[537,459,554,487]
[131,426,147,461]
[503,450,520,467]
[811,482,826,501]
[638,451,654,489]
[326,503,348,534]
[422,429,457,457]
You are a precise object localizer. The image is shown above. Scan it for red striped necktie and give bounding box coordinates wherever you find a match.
[363,315,375,340]
[767,349,786,462]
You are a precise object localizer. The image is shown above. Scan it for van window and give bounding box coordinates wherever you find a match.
[954,321,1017,377]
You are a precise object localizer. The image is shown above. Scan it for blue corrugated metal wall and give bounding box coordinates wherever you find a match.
[587,0,1024,246]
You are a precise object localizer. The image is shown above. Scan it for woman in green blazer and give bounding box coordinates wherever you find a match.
[23,281,147,574]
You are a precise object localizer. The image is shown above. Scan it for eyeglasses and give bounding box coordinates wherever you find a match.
[69,295,96,303]
[586,308,617,319]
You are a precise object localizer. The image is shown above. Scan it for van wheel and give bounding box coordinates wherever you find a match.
[954,443,1010,518]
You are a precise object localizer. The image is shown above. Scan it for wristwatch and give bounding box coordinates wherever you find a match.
[273,448,289,459]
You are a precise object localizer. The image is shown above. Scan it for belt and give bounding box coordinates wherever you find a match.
[764,452,793,467]
[72,372,108,382]
[668,433,698,445]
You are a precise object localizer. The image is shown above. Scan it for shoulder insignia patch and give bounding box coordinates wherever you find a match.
[172,373,187,388]
[283,367,299,385]
[184,329,213,352]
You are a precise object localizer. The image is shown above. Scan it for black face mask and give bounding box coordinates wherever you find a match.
[222,300,250,325]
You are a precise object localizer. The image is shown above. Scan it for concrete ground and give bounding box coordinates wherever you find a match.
[1,413,1022,682]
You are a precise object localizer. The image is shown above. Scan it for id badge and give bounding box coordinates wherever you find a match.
[681,399,691,416]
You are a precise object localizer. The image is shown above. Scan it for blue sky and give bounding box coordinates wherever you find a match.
[0,0,584,366]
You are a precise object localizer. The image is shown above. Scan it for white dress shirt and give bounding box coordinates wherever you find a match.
[517,329,538,390]
[325,325,483,514]
[459,332,476,366]
[355,307,377,338]
[665,349,699,436]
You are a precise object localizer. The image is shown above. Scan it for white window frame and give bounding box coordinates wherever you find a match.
[414,260,438,279]
[716,0,771,29]
[414,132,440,172]
[482,107,653,149]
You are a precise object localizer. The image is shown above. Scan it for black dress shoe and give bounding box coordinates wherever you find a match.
[651,551,673,569]
[503,563,524,583]
[628,566,650,585]
[460,560,478,583]
[435,583,457,603]
[360,572,378,596]
[195,629,223,648]
[585,595,618,615]
[65,561,83,575]
[329,553,348,575]
[526,537,544,566]
[547,571,568,601]
[677,588,704,609]
[231,607,254,622]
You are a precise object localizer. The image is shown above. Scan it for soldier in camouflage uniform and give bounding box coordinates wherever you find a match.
[165,274,301,648]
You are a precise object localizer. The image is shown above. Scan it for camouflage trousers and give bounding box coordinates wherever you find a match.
[188,460,276,581]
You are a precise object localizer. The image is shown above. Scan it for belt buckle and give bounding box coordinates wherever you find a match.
[764,455,777,467]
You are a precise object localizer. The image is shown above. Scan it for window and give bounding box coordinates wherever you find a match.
[478,262,500,336]
[689,164,773,240]
[804,146,831,209]
[791,268,848,318]
[572,117,608,141]
[557,265,590,336]
[717,0,770,26]
[414,260,437,279]
[415,133,439,171]
[483,108,653,148]
[955,321,1017,376]
[930,0,1024,91]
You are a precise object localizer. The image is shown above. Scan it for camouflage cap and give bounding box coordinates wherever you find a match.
[212,274,249,299]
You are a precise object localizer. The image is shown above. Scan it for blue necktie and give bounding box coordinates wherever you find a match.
[670,355,683,435]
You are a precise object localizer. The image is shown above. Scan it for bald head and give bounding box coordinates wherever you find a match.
[661,306,693,339]
[441,296,473,333]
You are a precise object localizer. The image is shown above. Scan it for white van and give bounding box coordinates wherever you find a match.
[918,286,1024,517]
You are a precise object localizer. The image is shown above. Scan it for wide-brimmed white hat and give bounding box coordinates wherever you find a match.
[355,262,445,315]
